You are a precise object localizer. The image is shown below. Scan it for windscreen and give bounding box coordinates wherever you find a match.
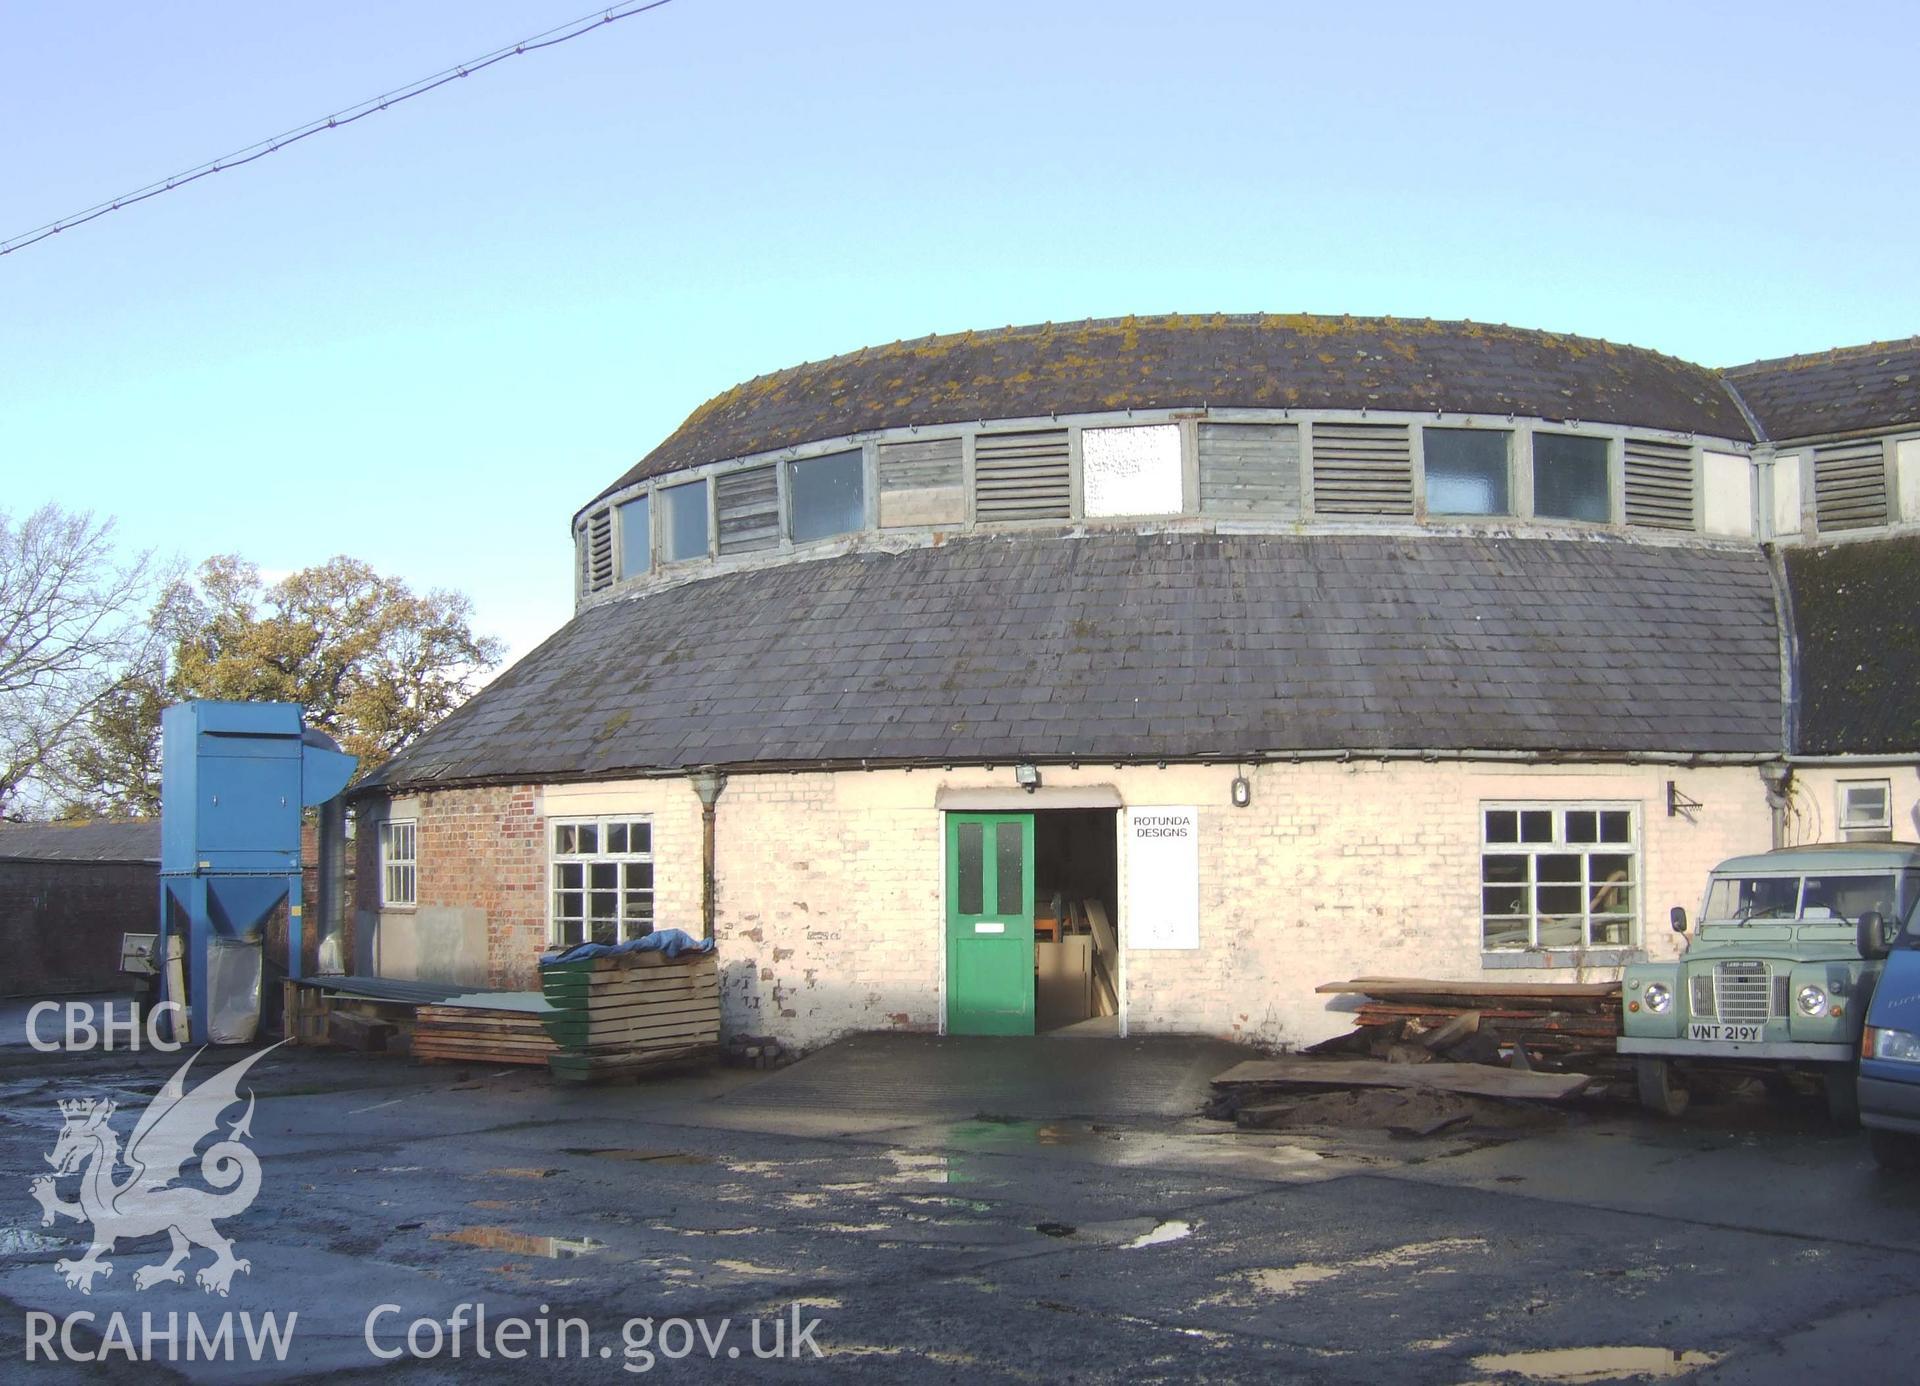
[1703,872,1898,923]
[1898,877,1920,949]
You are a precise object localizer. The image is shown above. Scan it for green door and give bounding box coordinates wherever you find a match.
[946,813,1035,1035]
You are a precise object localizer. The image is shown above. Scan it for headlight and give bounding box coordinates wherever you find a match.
[1796,985,1829,1017]
[1644,983,1672,1014]
[1868,1027,1920,1063]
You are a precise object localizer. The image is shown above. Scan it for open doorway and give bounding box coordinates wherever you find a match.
[1032,809,1120,1034]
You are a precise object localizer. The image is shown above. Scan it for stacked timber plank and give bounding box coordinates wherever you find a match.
[1313,976,1623,1066]
[540,950,720,1082]
[413,994,558,1067]
[1208,1056,1590,1137]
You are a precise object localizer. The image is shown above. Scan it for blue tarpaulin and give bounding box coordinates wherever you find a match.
[540,929,715,968]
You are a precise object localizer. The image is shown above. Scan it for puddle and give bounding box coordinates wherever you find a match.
[885,1151,980,1185]
[900,1195,993,1214]
[1213,1237,1485,1301]
[817,1221,891,1234]
[1124,1218,1193,1249]
[952,1118,1110,1146]
[561,1148,713,1166]
[1,1227,67,1255]
[432,1226,604,1259]
[1471,1346,1722,1381]
[484,1168,562,1180]
[712,1258,790,1277]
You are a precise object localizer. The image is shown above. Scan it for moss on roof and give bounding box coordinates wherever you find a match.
[594,314,1754,503]
[1786,534,1920,755]
[1724,337,1920,443]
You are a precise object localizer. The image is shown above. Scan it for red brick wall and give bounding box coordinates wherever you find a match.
[355,785,545,990]
[1,860,157,997]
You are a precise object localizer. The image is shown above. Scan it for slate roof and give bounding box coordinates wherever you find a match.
[0,819,160,864]
[361,533,1784,792]
[1725,339,1920,443]
[597,315,1753,500]
[1785,535,1920,755]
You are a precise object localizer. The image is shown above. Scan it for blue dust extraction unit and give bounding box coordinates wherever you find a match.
[158,701,357,1044]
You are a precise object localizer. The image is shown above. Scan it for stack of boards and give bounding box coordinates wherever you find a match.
[541,949,721,1082]
[412,996,558,1067]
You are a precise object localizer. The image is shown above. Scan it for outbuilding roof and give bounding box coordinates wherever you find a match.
[1725,339,1920,443]
[0,819,160,864]
[362,532,1784,792]
[597,315,1755,499]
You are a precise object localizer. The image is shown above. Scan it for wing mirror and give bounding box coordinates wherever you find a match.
[1670,906,1688,934]
[1857,910,1891,961]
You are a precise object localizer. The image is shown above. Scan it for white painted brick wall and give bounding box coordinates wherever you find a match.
[392,760,1908,1054]
[706,761,1784,1052]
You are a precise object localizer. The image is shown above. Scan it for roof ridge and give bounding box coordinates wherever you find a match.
[1722,335,1920,376]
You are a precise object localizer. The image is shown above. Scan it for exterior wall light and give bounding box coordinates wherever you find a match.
[1231,774,1252,808]
[1015,763,1041,793]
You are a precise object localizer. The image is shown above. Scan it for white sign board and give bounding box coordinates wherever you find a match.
[1125,806,1200,950]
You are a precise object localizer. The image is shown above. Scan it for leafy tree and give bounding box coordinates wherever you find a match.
[0,505,163,818]
[163,554,505,774]
[53,666,169,819]
[46,552,504,815]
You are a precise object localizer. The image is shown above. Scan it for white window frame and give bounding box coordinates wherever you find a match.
[1839,779,1893,839]
[548,815,656,947]
[1480,802,1640,951]
[378,819,417,909]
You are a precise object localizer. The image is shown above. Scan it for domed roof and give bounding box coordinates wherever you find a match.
[1725,336,1920,441]
[595,314,1753,501]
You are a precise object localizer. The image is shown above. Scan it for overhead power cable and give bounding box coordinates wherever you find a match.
[0,0,678,258]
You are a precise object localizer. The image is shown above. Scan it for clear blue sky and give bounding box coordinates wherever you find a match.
[4,0,1916,662]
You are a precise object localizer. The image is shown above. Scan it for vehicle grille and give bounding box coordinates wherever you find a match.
[1689,973,1715,1018]
[1714,960,1773,1022]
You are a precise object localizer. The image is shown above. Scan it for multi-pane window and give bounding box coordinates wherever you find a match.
[788,451,866,543]
[1424,428,1510,516]
[618,494,651,576]
[661,480,710,562]
[1532,433,1612,523]
[1481,804,1637,950]
[379,820,417,908]
[549,816,655,947]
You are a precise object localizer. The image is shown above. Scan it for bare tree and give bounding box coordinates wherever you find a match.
[0,505,163,817]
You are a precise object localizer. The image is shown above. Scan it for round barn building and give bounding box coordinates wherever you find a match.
[351,315,1920,1049]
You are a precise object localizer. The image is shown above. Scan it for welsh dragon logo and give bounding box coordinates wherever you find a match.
[29,1043,280,1296]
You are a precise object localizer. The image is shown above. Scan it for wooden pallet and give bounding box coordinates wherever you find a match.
[414,1004,558,1067]
[548,1043,718,1084]
[283,981,422,1053]
[540,951,720,1075]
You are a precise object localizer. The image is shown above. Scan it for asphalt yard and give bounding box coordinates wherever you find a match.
[3,1018,1919,1383]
